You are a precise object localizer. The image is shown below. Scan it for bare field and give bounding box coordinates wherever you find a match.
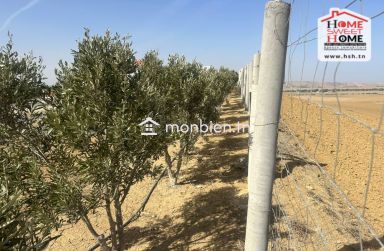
[281,94,384,239]
[303,94,384,126]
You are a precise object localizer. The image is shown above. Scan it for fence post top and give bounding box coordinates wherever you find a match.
[267,0,290,8]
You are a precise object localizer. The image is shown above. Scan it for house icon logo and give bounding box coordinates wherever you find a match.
[138,117,160,136]
[317,8,371,62]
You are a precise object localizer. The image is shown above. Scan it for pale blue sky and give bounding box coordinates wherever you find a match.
[0,0,383,84]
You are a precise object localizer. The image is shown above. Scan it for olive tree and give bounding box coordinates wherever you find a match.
[46,31,162,250]
[0,38,57,250]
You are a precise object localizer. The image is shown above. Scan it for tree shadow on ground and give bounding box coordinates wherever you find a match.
[221,114,249,125]
[219,92,249,127]
[182,134,248,185]
[199,134,247,153]
[338,236,384,251]
[124,187,247,250]
[180,93,249,185]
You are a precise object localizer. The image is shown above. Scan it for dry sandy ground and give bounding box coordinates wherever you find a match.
[305,94,384,126]
[48,92,384,251]
[280,94,384,250]
[272,123,384,251]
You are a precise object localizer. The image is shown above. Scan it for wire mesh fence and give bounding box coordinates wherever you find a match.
[277,0,384,250]
[240,0,384,250]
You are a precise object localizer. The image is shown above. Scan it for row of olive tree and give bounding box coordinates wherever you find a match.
[139,52,237,186]
[0,31,238,250]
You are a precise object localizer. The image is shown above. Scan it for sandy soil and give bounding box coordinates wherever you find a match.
[281,95,384,241]
[304,94,384,126]
[272,123,384,250]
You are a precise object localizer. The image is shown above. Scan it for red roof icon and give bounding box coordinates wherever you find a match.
[321,9,368,22]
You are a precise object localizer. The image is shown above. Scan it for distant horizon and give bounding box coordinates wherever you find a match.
[287,81,384,86]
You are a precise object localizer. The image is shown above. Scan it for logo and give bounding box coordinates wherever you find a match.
[138,117,160,136]
[318,8,371,62]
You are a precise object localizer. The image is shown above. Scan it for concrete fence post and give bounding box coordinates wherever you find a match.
[245,1,290,250]
[249,52,261,116]
[248,61,253,112]
[242,67,246,99]
[239,68,243,95]
[238,69,241,86]
[245,64,249,109]
[242,67,247,101]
